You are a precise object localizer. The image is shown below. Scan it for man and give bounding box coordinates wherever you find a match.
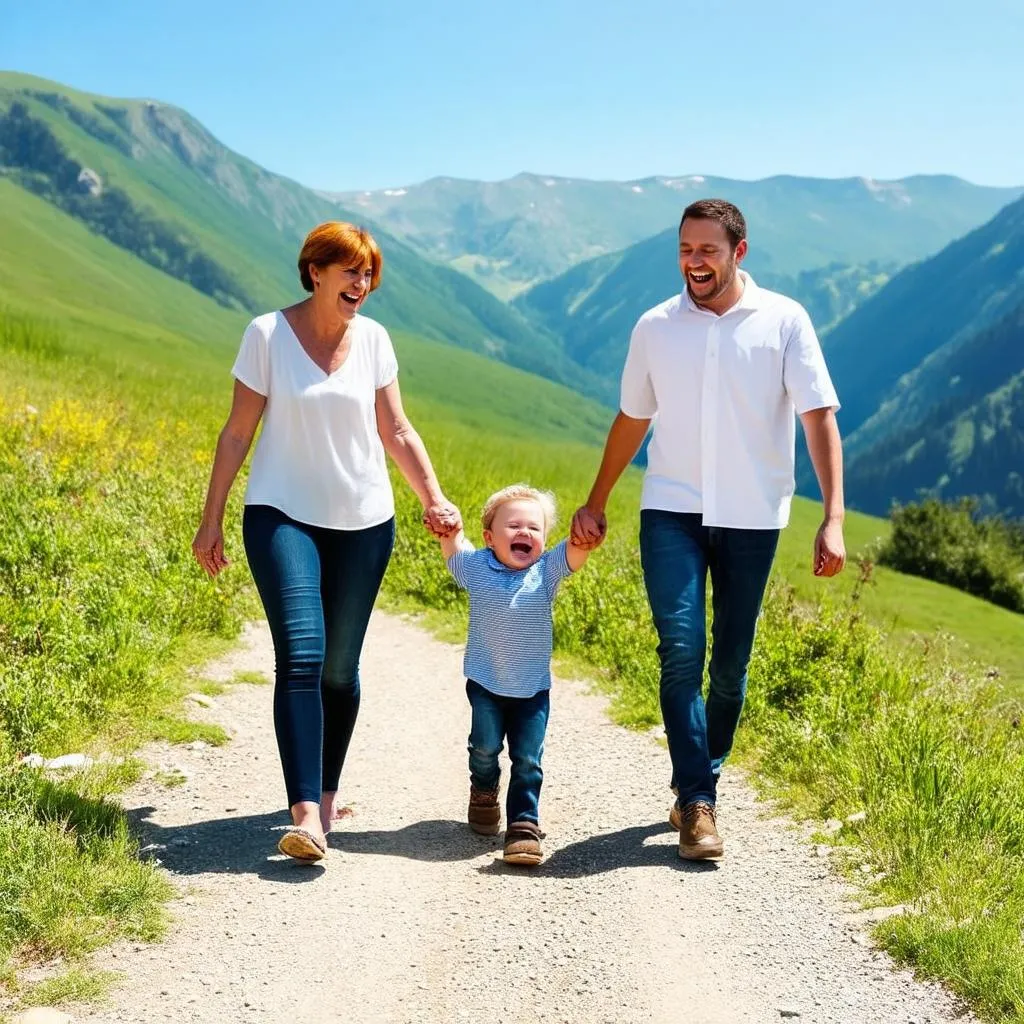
[571,199,845,861]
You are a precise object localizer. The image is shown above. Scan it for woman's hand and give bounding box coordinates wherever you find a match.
[571,505,607,550]
[422,500,462,538]
[192,520,230,578]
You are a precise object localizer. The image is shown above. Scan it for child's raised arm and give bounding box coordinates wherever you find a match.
[566,535,592,572]
[440,525,474,561]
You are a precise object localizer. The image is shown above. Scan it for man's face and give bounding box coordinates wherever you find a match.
[678,218,747,307]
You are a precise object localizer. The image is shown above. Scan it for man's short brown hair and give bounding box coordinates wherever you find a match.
[679,199,747,250]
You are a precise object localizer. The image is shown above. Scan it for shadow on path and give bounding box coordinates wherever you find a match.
[126,807,324,881]
[329,818,497,862]
[127,811,718,880]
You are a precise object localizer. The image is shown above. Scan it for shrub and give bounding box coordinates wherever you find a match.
[877,497,1024,613]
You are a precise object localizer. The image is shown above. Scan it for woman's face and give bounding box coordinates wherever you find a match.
[311,260,374,320]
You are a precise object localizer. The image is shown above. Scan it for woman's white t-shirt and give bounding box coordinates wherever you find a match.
[231,310,398,530]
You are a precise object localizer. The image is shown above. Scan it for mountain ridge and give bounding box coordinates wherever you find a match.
[333,170,1021,298]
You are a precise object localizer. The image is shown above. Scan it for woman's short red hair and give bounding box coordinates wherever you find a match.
[298,222,383,293]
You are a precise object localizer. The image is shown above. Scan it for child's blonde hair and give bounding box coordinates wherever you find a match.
[481,484,557,534]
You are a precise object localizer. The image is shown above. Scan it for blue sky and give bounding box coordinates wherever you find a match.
[3,0,1022,191]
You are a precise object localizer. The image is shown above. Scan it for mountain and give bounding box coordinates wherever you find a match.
[333,172,1021,299]
[0,72,603,399]
[515,227,897,382]
[818,195,1024,437]
[799,195,1024,518]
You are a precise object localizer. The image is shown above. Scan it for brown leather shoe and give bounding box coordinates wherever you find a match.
[669,801,683,831]
[503,820,543,866]
[468,785,501,835]
[677,801,724,860]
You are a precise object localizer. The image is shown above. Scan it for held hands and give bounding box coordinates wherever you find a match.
[192,520,230,578]
[421,499,462,538]
[813,519,846,578]
[570,505,607,550]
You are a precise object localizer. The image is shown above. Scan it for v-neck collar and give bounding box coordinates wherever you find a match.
[278,309,355,379]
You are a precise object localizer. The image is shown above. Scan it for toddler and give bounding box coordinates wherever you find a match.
[438,484,591,865]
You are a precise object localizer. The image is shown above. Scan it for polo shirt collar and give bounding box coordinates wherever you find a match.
[486,548,521,573]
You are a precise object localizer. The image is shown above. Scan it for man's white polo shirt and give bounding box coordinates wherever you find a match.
[620,272,839,530]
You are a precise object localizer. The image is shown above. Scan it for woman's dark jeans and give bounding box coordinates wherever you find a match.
[243,504,394,807]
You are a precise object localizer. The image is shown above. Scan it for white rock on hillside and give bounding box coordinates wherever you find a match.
[77,167,103,196]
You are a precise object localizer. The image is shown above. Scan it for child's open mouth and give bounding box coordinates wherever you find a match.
[510,542,532,555]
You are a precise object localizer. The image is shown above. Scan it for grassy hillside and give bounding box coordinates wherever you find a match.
[0,72,603,399]
[336,171,1021,297]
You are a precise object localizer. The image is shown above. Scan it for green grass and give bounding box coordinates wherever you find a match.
[230,670,270,686]
[18,967,116,1007]
[150,769,189,789]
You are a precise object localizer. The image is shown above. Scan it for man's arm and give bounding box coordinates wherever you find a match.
[571,411,652,548]
[799,406,846,577]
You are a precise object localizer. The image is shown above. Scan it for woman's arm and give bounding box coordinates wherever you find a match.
[375,379,459,535]
[192,380,266,577]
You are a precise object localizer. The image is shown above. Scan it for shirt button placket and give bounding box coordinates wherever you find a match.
[702,322,720,524]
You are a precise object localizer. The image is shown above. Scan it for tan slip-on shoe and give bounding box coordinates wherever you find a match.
[278,827,327,862]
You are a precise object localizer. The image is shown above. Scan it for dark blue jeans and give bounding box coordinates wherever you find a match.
[466,680,550,826]
[243,505,394,807]
[639,510,779,808]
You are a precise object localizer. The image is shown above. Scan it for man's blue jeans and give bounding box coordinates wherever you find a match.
[639,510,779,808]
[466,680,550,826]
[243,505,394,808]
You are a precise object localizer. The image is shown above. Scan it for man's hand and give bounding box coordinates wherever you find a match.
[813,519,846,577]
[571,505,607,550]
[422,500,462,538]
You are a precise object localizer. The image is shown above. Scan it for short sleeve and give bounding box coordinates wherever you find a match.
[446,550,473,590]
[231,320,270,396]
[783,308,840,415]
[542,540,572,598]
[375,325,399,389]
[619,319,657,418]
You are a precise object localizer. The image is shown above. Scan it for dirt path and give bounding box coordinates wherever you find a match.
[80,613,970,1024]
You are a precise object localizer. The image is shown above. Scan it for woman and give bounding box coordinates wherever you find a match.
[192,222,459,862]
